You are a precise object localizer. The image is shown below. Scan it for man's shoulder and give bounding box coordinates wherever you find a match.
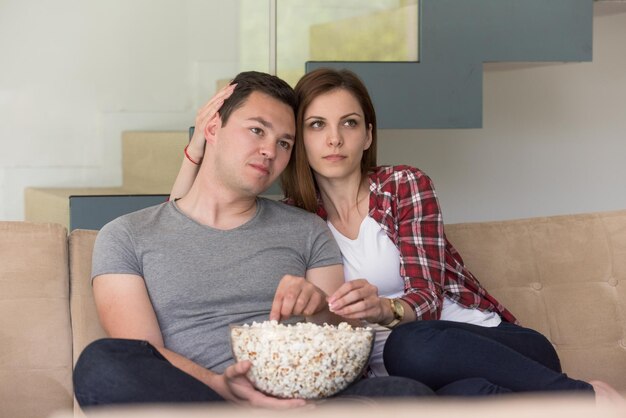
[98,202,170,237]
[259,198,323,224]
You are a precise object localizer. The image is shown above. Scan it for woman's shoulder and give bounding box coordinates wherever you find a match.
[369,165,432,186]
[280,195,327,219]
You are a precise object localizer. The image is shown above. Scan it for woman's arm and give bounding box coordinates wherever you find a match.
[170,84,236,200]
[328,279,416,326]
[327,167,445,324]
[394,167,446,320]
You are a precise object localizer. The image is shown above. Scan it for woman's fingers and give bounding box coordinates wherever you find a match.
[196,83,236,124]
[189,84,237,155]
[329,279,366,303]
[334,294,379,315]
[329,279,377,311]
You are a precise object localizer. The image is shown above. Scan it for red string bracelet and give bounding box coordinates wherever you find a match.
[184,144,201,165]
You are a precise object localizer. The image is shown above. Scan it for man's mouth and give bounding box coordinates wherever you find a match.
[249,163,270,175]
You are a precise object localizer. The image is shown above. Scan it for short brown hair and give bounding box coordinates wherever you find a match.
[220,71,296,126]
[281,68,377,212]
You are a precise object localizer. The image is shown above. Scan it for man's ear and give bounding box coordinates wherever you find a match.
[204,114,221,144]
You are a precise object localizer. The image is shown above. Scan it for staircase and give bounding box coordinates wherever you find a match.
[24,131,188,230]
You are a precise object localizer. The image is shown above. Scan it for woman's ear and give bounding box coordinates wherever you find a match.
[363,123,373,150]
[204,114,221,144]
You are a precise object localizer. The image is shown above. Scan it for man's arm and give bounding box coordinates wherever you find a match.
[93,273,306,408]
[94,274,221,388]
[305,264,346,325]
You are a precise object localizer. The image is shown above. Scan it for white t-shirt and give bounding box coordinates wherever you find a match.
[328,216,501,376]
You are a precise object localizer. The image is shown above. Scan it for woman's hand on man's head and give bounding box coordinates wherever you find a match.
[189,83,237,163]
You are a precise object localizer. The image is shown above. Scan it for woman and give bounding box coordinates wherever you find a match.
[172,69,621,401]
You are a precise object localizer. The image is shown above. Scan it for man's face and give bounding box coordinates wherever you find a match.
[212,91,295,197]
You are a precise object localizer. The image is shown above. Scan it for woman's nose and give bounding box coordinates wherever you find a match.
[327,130,343,147]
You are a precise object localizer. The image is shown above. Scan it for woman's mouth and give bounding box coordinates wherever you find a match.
[323,154,346,162]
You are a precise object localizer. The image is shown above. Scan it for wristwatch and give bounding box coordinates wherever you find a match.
[381,298,404,328]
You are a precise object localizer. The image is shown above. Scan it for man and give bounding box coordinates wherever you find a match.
[73,71,432,409]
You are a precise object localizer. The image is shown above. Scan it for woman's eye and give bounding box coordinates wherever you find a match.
[344,119,358,128]
[310,120,324,129]
[278,140,292,151]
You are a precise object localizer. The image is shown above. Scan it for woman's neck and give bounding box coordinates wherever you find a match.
[316,171,370,226]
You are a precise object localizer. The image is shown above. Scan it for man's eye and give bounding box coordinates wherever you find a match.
[278,140,292,151]
[250,127,263,135]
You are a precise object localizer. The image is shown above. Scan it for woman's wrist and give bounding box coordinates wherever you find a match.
[379,298,405,328]
[189,143,205,160]
[377,297,394,325]
[184,144,203,165]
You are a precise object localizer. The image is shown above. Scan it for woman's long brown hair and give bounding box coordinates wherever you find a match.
[281,68,378,213]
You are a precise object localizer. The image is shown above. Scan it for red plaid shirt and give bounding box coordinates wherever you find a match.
[315,165,517,324]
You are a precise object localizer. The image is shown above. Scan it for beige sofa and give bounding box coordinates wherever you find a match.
[2,209,626,418]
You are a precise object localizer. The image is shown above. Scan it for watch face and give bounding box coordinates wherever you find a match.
[393,299,404,319]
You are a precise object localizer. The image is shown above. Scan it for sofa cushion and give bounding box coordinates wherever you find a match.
[0,221,73,418]
[69,229,106,417]
[445,209,626,391]
[69,229,106,364]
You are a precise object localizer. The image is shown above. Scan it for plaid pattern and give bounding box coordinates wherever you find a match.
[316,165,517,324]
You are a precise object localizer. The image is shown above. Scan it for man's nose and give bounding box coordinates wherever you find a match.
[260,142,276,159]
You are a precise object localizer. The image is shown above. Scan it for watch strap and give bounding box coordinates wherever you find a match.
[381,298,402,328]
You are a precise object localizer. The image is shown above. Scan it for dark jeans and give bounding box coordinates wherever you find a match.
[384,320,594,395]
[73,338,434,407]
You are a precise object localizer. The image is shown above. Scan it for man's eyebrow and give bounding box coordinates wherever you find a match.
[248,117,294,141]
[248,116,272,128]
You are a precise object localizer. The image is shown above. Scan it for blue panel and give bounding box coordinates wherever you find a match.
[307,0,593,128]
[69,190,285,231]
[69,195,168,231]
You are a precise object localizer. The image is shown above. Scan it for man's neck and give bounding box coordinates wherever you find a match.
[176,177,258,231]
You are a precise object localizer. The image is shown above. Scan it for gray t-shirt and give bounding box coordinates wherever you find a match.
[92,198,342,372]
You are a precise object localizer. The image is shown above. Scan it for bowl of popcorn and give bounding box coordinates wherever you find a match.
[230,321,374,399]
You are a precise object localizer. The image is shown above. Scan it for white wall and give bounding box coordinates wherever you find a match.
[379,2,626,223]
[0,0,242,220]
[1,2,624,223]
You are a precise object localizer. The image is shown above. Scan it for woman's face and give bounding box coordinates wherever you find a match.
[302,88,372,181]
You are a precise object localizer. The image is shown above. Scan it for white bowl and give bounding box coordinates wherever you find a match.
[230,321,374,399]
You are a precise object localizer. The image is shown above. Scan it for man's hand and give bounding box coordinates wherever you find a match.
[213,360,307,408]
[270,274,327,321]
